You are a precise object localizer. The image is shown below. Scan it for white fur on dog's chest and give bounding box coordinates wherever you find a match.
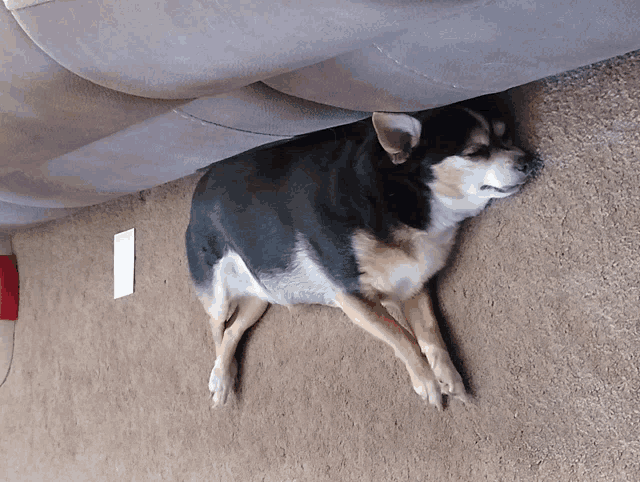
[353,221,458,302]
[390,228,457,298]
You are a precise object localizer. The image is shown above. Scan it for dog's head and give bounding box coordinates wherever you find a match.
[372,107,540,210]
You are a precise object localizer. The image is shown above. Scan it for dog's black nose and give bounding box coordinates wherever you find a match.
[516,155,543,176]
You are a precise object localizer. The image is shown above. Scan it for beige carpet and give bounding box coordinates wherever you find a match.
[2,51,639,481]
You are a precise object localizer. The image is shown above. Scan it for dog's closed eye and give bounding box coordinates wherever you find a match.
[465,145,491,158]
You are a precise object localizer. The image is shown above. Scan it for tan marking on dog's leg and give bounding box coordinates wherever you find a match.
[335,292,443,410]
[208,307,226,356]
[380,299,412,333]
[198,292,233,354]
[209,297,269,407]
[401,290,469,404]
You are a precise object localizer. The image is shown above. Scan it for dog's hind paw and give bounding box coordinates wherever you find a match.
[209,357,237,408]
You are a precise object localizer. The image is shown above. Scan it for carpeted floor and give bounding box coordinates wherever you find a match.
[1,51,639,481]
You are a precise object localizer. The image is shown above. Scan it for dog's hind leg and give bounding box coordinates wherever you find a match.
[195,287,233,403]
[207,296,269,407]
[401,290,469,405]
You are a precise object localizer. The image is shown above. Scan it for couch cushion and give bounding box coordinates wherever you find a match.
[264,1,640,111]
[8,0,640,109]
[7,0,422,98]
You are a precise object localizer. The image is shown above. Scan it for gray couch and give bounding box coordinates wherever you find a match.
[2,0,640,230]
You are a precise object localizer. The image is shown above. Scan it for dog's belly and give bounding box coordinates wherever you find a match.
[259,247,342,306]
[212,246,341,308]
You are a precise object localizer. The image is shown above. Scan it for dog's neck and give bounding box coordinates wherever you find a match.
[428,192,488,232]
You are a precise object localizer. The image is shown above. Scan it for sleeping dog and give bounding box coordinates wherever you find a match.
[185,104,539,410]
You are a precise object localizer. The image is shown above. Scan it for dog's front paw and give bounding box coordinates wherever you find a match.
[409,359,443,410]
[428,349,469,405]
[208,357,237,407]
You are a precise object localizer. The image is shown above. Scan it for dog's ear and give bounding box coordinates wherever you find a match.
[372,113,422,165]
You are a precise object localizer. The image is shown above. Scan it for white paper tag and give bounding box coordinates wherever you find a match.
[114,228,135,299]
